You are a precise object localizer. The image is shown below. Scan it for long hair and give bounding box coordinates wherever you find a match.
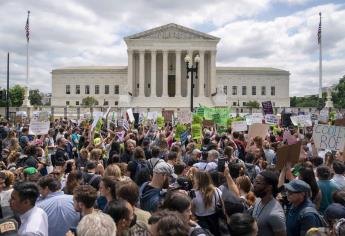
[300,167,319,200]
[194,171,215,208]
[64,170,83,195]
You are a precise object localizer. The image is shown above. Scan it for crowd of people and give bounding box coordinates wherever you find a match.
[0,115,345,236]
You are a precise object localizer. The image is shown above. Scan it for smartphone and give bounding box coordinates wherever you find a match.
[218,158,226,172]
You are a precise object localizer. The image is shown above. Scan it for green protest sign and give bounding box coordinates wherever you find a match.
[156,116,164,129]
[191,123,202,140]
[175,124,186,141]
[196,107,205,117]
[212,113,221,124]
[193,114,203,124]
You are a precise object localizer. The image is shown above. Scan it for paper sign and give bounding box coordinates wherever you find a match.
[126,108,135,123]
[177,111,192,124]
[262,101,273,115]
[246,113,263,126]
[290,114,312,127]
[265,114,278,125]
[29,121,50,135]
[192,123,202,140]
[312,124,345,151]
[231,121,248,132]
[319,109,329,123]
[248,123,269,139]
[147,112,159,121]
[162,110,174,122]
[91,113,102,130]
[276,141,302,170]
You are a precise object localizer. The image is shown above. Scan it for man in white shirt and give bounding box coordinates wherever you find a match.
[10,181,48,236]
[332,160,345,188]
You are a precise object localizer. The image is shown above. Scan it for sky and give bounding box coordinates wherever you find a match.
[0,0,344,97]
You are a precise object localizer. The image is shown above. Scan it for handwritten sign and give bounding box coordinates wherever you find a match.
[276,141,302,170]
[265,114,278,125]
[246,113,263,126]
[231,121,248,132]
[262,101,273,115]
[248,123,269,139]
[177,111,192,124]
[319,109,329,123]
[290,114,312,127]
[312,124,345,151]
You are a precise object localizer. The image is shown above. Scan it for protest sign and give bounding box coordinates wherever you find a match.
[262,101,273,115]
[175,124,186,141]
[191,123,202,140]
[177,111,192,124]
[248,123,269,140]
[126,108,135,123]
[29,111,50,135]
[196,107,204,117]
[336,112,344,120]
[276,141,302,170]
[147,111,159,121]
[319,109,329,123]
[312,124,345,151]
[281,113,292,127]
[203,120,214,127]
[283,130,298,145]
[156,116,165,129]
[103,107,111,119]
[265,114,279,125]
[91,112,103,131]
[231,121,248,132]
[246,113,263,126]
[335,118,345,127]
[212,113,221,124]
[162,110,174,122]
[290,114,312,127]
[180,130,189,144]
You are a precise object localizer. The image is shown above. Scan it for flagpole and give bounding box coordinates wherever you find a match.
[319,12,322,99]
[23,10,31,107]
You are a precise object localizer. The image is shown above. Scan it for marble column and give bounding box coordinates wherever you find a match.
[175,50,181,97]
[151,50,157,97]
[210,50,217,96]
[139,50,145,97]
[162,50,168,97]
[127,49,133,96]
[198,50,205,97]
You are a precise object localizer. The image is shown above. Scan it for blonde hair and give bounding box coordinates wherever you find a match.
[104,164,122,180]
[77,211,116,236]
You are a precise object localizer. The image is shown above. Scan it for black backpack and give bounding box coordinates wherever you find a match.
[298,207,328,228]
[134,160,151,185]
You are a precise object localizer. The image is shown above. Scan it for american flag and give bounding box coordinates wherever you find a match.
[317,12,321,44]
[25,11,30,42]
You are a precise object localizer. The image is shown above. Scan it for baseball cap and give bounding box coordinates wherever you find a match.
[153,162,177,179]
[0,218,18,236]
[324,203,345,221]
[23,167,38,176]
[284,179,311,193]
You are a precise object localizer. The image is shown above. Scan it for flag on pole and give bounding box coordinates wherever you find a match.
[317,12,322,44]
[25,11,30,42]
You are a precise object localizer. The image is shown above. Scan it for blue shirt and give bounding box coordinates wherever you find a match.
[317,180,340,214]
[286,199,321,236]
[37,191,80,236]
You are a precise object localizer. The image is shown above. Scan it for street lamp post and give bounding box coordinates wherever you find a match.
[184,54,200,112]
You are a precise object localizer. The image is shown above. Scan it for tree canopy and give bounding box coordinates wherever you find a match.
[82,96,98,107]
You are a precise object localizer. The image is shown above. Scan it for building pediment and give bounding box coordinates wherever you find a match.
[124,23,220,41]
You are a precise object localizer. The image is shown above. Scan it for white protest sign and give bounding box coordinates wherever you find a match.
[312,124,345,151]
[16,111,27,117]
[265,114,278,125]
[103,107,111,119]
[231,121,248,132]
[246,113,263,125]
[147,111,159,121]
[91,112,103,130]
[177,111,192,124]
[126,108,135,123]
[319,109,329,123]
[29,111,50,135]
[290,114,312,127]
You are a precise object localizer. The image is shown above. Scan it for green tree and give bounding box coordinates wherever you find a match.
[332,75,345,109]
[246,100,260,109]
[82,96,98,107]
[9,85,25,107]
[29,89,43,106]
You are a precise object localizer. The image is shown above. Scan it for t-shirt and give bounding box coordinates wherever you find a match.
[192,188,222,217]
[317,180,340,214]
[252,198,286,236]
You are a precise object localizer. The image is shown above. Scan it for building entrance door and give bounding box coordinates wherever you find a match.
[168,75,176,97]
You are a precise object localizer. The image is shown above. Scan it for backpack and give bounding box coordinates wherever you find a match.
[298,207,328,228]
[147,158,163,176]
[134,160,150,185]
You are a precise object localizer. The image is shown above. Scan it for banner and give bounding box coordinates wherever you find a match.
[246,113,263,126]
[231,121,248,132]
[276,141,302,170]
[248,123,269,139]
[262,101,273,115]
[191,123,202,140]
[290,114,312,127]
[312,124,345,151]
[265,114,279,125]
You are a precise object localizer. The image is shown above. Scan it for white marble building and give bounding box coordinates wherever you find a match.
[51,23,290,109]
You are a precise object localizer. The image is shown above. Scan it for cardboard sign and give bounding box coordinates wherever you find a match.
[248,123,269,139]
[246,113,263,126]
[276,141,302,170]
[265,114,279,125]
[203,120,214,127]
[177,111,192,124]
[162,110,174,122]
[312,124,345,151]
[231,121,248,132]
[283,130,298,145]
[335,118,345,127]
[290,114,312,127]
[262,101,273,115]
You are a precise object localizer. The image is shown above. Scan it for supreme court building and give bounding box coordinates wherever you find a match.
[51,23,290,110]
